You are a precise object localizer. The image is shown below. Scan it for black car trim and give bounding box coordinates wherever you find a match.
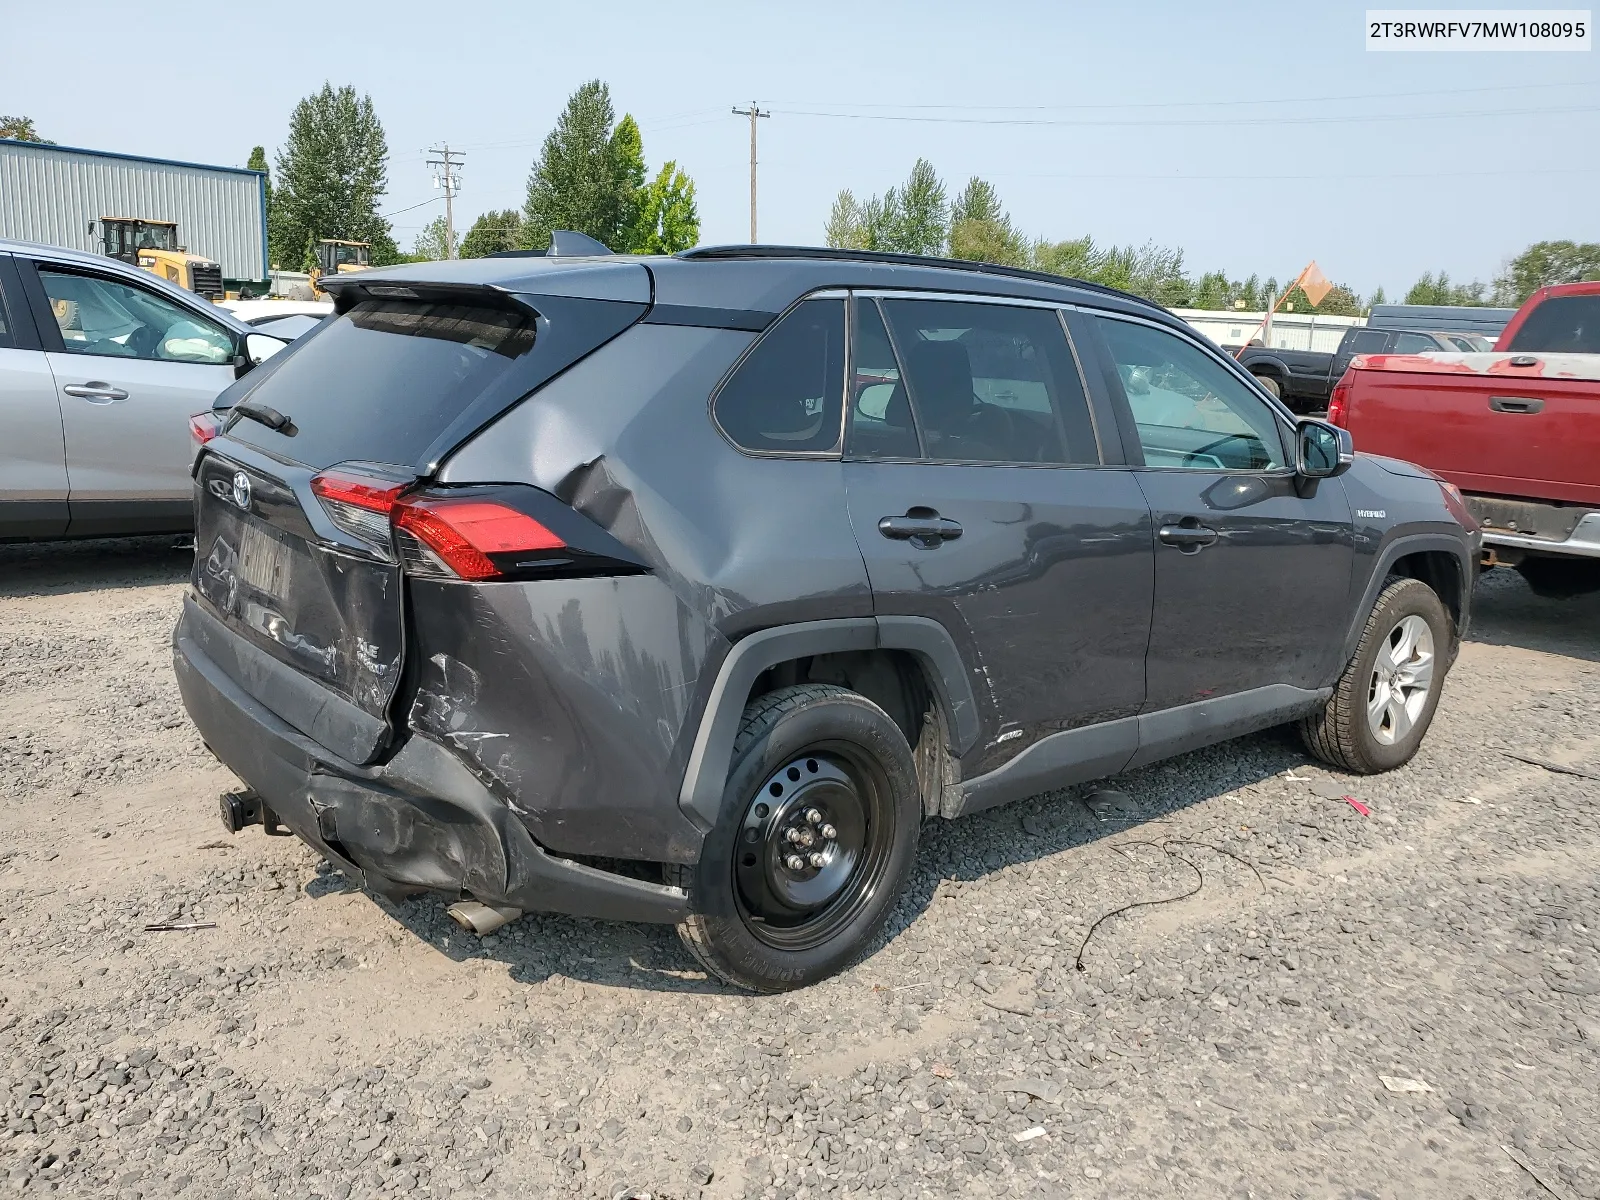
[643,304,776,332]
[1341,531,1473,665]
[0,254,42,351]
[0,499,69,540]
[676,616,983,831]
[950,683,1331,817]
[65,498,191,538]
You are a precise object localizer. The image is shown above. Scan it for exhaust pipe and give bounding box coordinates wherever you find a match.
[446,900,523,936]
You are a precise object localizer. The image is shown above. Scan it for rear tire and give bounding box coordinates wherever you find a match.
[669,684,921,992]
[1253,372,1283,400]
[1300,576,1451,774]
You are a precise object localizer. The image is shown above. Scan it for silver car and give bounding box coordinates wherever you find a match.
[0,238,283,541]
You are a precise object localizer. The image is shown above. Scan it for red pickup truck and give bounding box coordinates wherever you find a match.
[1329,281,1600,595]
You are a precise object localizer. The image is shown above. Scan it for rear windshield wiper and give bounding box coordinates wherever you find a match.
[229,401,294,434]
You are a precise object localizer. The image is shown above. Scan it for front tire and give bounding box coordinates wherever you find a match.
[669,684,921,992]
[1300,576,1451,774]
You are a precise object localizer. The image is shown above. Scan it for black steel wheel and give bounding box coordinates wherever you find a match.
[669,684,921,992]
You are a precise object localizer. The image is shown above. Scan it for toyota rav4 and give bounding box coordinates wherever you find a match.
[173,239,1478,992]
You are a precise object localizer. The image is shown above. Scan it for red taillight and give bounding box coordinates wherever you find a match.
[310,469,407,547]
[392,496,564,581]
[311,471,405,513]
[189,410,223,449]
[1328,369,1353,427]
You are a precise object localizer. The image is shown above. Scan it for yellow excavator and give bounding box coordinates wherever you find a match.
[311,238,372,295]
[99,218,225,300]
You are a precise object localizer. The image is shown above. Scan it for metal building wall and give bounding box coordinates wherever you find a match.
[0,140,267,282]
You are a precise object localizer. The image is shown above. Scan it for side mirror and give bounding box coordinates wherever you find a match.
[234,332,288,378]
[1297,419,1354,478]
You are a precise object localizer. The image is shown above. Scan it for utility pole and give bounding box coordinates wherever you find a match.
[426,144,464,259]
[730,102,769,243]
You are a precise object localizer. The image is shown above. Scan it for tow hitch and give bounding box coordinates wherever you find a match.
[219,789,290,836]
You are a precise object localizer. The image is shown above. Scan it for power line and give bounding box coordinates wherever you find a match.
[731,102,770,243]
[765,77,1598,113]
[426,144,465,258]
[771,102,1600,129]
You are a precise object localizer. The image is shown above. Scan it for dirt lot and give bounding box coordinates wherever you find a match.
[1,538,1597,1200]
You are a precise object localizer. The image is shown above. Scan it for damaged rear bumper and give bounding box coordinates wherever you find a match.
[172,596,688,924]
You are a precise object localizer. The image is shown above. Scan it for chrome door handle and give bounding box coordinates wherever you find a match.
[63,383,129,403]
[879,513,963,544]
[1158,523,1218,549]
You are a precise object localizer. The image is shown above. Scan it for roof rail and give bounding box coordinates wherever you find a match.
[676,244,1163,311]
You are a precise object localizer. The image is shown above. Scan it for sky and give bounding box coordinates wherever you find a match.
[5,0,1596,298]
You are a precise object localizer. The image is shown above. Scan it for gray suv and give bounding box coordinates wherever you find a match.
[172,241,1478,991]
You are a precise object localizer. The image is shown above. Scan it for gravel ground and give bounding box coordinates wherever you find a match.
[1,538,1596,1200]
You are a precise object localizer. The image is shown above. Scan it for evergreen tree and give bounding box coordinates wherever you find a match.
[627,162,699,254]
[247,145,272,225]
[270,84,396,269]
[522,80,640,250]
[459,210,524,258]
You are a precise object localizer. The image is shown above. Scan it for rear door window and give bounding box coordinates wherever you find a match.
[712,299,845,454]
[873,299,1099,465]
[1506,295,1600,353]
[1346,329,1388,355]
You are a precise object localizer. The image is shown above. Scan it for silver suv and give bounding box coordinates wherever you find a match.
[0,239,282,541]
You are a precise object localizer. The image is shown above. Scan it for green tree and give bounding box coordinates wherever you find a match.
[947,177,1026,267]
[1030,236,1097,279]
[412,215,450,260]
[522,80,640,251]
[1367,285,1387,310]
[627,161,699,254]
[1404,271,1488,307]
[1493,240,1600,305]
[247,145,273,222]
[459,209,524,258]
[0,115,52,143]
[882,159,947,255]
[270,83,397,269]
[825,190,890,250]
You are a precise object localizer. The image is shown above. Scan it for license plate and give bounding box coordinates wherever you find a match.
[236,520,292,597]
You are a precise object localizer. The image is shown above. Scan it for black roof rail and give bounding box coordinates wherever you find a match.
[676,244,1164,312]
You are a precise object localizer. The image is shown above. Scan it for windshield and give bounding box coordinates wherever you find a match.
[332,244,369,268]
[1506,295,1600,354]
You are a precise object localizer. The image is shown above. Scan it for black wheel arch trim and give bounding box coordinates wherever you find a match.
[677,617,981,830]
[1341,530,1473,667]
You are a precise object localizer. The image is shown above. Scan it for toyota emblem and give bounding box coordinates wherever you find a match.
[231,471,252,511]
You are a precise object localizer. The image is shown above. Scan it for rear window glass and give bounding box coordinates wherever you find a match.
[712,299,845,454]
[224,299,539,469]
[1506,295,1600,354]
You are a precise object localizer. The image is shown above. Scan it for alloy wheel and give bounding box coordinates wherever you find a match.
[1366,614,1435,745]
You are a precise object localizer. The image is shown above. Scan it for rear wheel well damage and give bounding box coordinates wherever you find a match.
[746,650,955,818]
